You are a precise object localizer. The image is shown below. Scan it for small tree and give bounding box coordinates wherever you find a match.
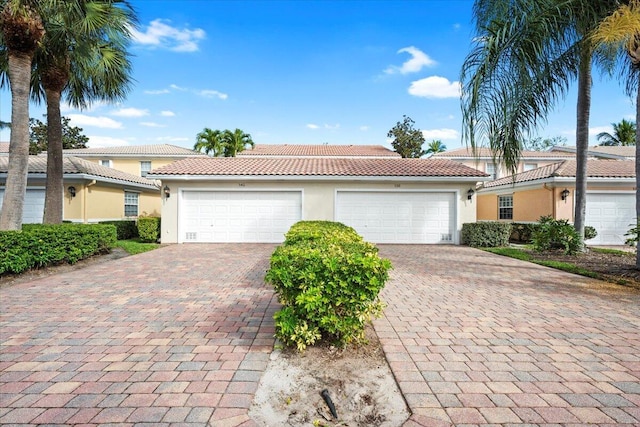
[387,115,425,158]
[29,116,89,154]
[425,139,447,157]
[524,136,568,151]
[597,119,636,146]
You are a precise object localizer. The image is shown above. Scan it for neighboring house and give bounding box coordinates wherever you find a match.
[61,144,206,177]
[477,159,636,245]
[0,142,8,155]
[0,156,159,224]
[147,157,488,244]
[432,147,576,180]
[550,145,636,160]
[238,144,401,158]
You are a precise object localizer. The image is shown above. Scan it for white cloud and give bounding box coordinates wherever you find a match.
[421,128,460,140]
[154,136,189,142]
[170,84,188,91]
[160,111,175,117]
[144,89,170,95]
[67,114,122,129]
[562,126,612,138]
[130,19,206,52]
[385,46,436,75]
[87,136,129,148]
[307,124,319,130]
[111,107,149,118]
[140,122,166,128]
[408,76,461,98]
[360,126,370,131]
[198,89,228,100]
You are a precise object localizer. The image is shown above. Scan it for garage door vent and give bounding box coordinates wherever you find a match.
[185,232,197,241]
[440,233,452,242]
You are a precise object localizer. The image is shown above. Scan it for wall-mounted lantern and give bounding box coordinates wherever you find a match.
[163,185,171,198]
[68,186,76,198]
[467,188,475,201]
[561,188,570,202]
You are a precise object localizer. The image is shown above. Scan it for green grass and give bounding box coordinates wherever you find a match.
[483,247,602,280]
[589,247,632,256]
[114,239,160,255]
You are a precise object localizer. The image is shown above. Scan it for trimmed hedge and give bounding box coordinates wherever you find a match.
[99,220,138,240]
[462,222,512,247]
[510,222,540,243]
[1,223,117,275]
[137,216,160,242]
[265,221,391,351]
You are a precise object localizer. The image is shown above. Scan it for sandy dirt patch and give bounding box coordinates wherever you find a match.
[249,325,409,427]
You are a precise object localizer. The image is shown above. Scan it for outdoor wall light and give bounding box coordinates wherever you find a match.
[561,188,570,202]
[163,185,171,198]
[68,186,76,198]
[467,188,475,201]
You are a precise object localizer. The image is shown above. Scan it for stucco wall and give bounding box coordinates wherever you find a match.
[477,194,498,221]
[159,179,479,244]
[84,158,179,176]
[513,188,553,222]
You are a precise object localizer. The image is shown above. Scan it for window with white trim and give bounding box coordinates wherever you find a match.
[498,195,513,220]
[524,163,538,171]
[124,191,139,217]
[485,162,497,179]
[140,161,152,177]
[100,159,112,168]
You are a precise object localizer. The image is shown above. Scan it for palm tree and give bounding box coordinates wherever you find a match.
[194,128,225,157]
[0,1,45,230]
[597,118,637,146]
[461,0,618,246]
[222,128,254,157]
[34,0,135,224]
[425,140,447,157]
[590,0,640,267]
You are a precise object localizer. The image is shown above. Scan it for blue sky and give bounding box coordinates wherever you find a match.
[0,0,636,150]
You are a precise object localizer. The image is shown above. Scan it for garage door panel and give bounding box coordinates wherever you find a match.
[181,190,301,243]
[586,193,635,245]
[336,191,455,244]
[0,189,45,224]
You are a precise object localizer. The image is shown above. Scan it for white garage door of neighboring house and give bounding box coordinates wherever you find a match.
[586,192,636,245]
[336,191,456,244]
[180,190,302,243]
[0,189,45,224]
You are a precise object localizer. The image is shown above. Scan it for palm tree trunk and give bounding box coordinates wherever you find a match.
[43,88,64,224]
[635,75,639,268]
[573,49,592,248]
[0,52,33,230]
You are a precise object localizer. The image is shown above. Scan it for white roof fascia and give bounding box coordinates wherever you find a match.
[147,174,490,182]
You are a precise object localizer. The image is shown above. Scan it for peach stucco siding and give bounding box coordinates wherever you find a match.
[477,194,498,220]
[514,188,554,222]
[84,158,178,177]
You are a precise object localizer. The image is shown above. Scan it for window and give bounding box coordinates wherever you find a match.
[140,161,152,177]
[524,163,538,171]
[100,159,112,168]
[124,191,139,217]
[485,162,497,179]
[498,195,513,220]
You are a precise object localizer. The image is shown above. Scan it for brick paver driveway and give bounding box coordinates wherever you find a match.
[1,244,279,426]
[1,244,639,426]
[376,245,640,427]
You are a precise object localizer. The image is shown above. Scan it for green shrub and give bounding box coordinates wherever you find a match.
[99,220,138,240]
[625,221,638,247]
[461,222,512,247]
[137,216,161,242]
[265,221,391,351]
[0,223,116,275]
[584,226,598,241]
[531,215,581,255]
[510,222,540,243]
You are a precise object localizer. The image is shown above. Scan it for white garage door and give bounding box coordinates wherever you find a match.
[181,190,302,243]
[0,189,45,224]
[586,193,636,245]
[336,191,456,244]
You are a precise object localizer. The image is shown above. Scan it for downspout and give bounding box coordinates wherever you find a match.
[83,180,96,223]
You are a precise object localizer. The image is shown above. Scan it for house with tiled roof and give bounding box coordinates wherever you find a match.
[61,144,206,178]
[550,145,636,160]
[476,159,636,245]
[237,144,400,158]
[0,156,159,224]
[147,156,489,244]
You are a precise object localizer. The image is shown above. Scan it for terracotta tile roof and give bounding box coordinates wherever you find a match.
[0,142,8,153]
[148,157,488,178]
[0,156,158,189]
[62,144,205,157]
[550,145,636,158]
[433,147,575,159]
[483,159,636,188]
[237,144,400,157]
